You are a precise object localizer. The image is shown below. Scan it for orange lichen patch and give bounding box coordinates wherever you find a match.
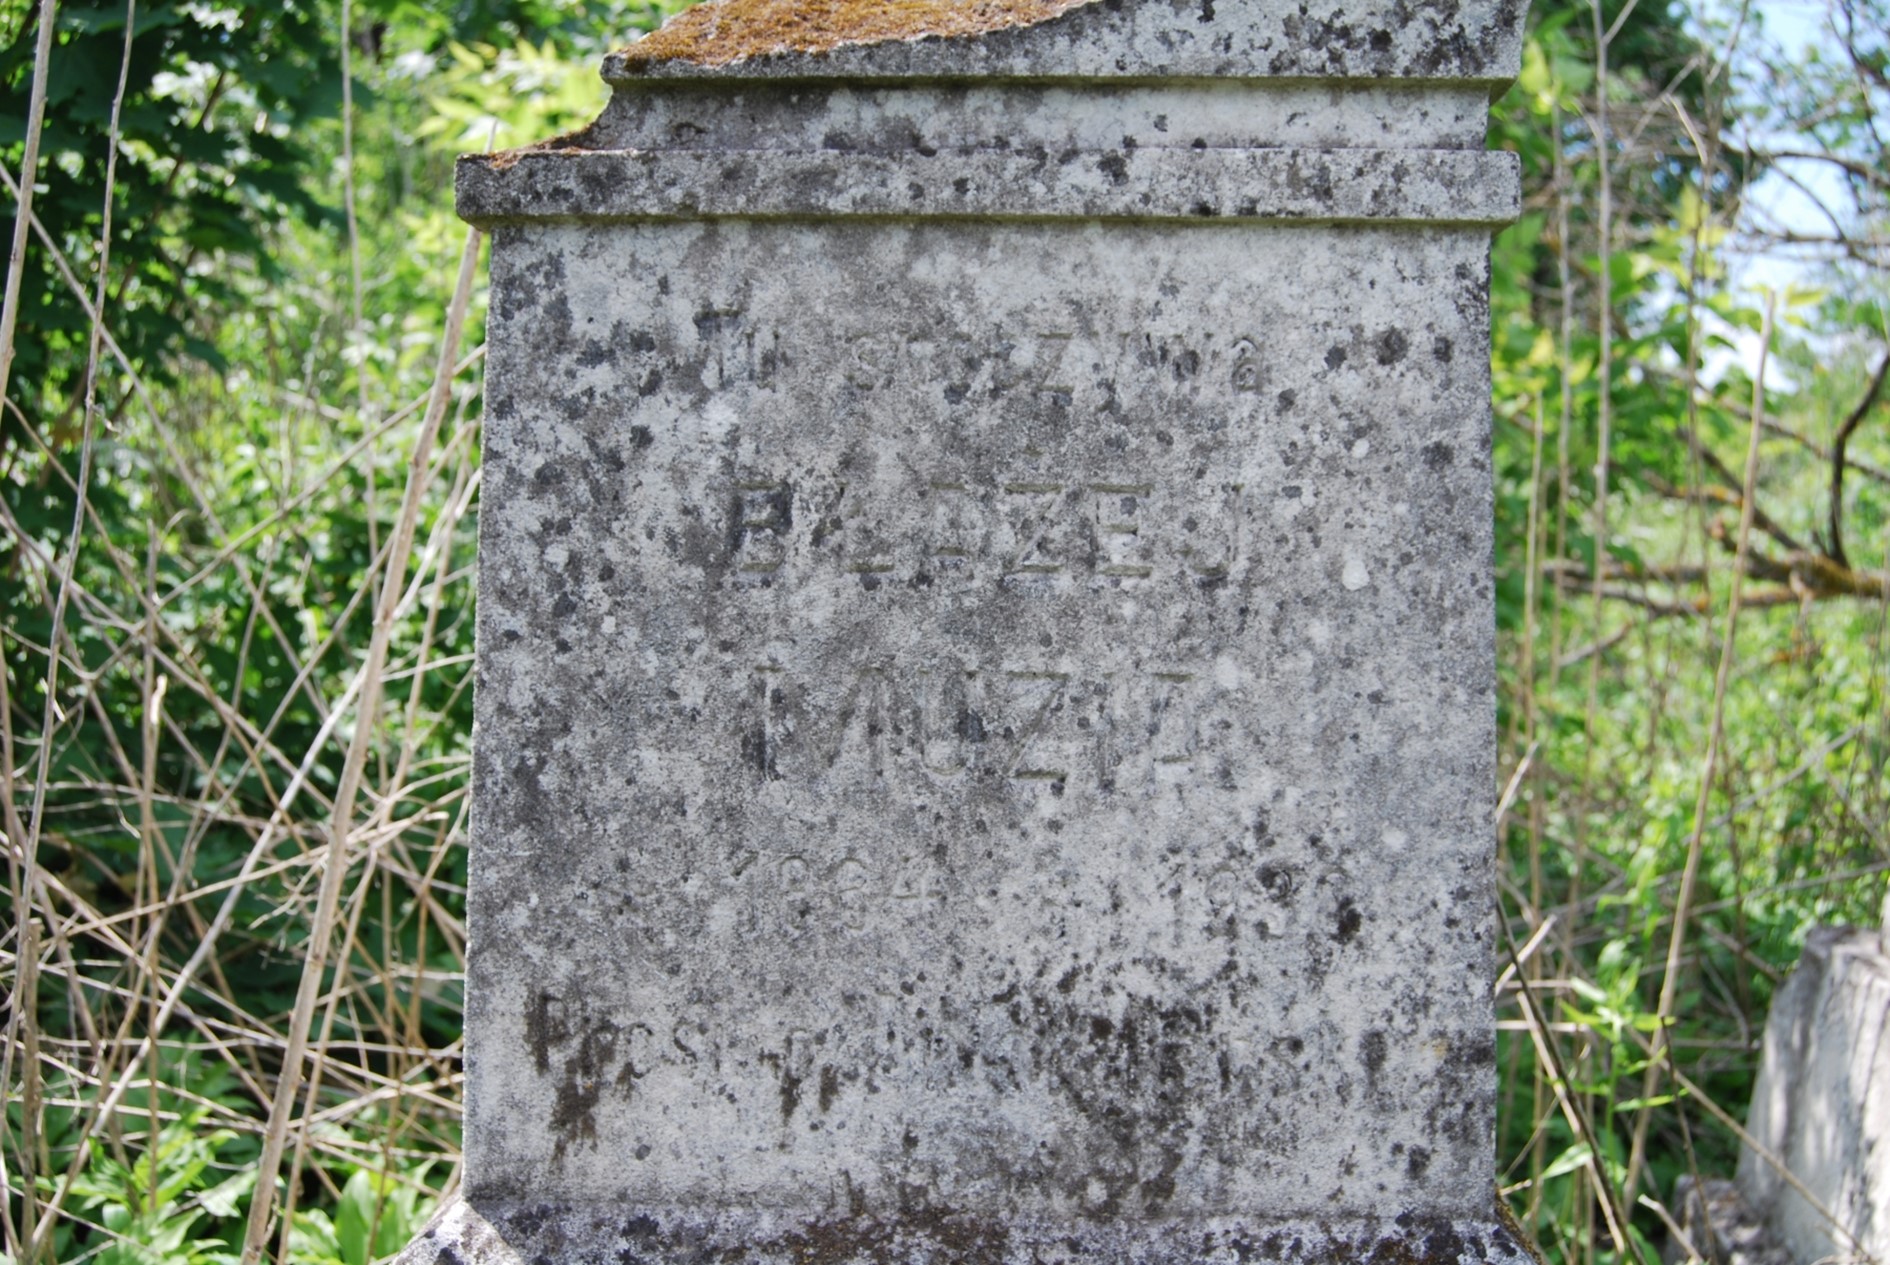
[616,0,1096,67]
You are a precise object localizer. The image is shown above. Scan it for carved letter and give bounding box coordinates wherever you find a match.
[1001,483,1066,576]
[732,479,792,574]
[1092,483,1154,578]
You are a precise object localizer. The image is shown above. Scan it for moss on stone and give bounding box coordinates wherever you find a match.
[615,0,1096,68]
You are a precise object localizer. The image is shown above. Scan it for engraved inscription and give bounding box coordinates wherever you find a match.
[708,472,1257,584]
[1093,483,1154,578]
[1148,671,1200,768]
[624,319,1293,416]
[1033,331,1075,404]
[928,483,976,562]
[917,666,982,776]
[826,668,894,778]
[733,480,792,574]
[1230,337,1263,393]
[733,665,1210,790]
[743,665,788,781]
[1001,483,1066,576]
[724,842,946,935]
[1002,670,1072,781]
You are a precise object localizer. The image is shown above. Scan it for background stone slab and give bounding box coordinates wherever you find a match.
[1734,926,1890,1263]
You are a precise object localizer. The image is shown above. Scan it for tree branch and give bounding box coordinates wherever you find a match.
[1641,465,1806,554]
[1828,351,1890,569]
[1543,534,1889,604]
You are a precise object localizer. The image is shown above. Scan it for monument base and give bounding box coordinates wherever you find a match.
[1669,1178,1795,1265]
[396,1195,1536,1265]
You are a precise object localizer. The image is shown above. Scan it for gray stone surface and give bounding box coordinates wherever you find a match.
[458,148,1520,227]
[409,1,1526,1260]
[1734,927,1890,1264]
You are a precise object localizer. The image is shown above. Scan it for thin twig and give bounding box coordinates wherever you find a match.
[240,224,484,1264]
[1624,292,1778,1202]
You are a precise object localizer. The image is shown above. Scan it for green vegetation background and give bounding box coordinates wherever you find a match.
[1,0,1885,1260]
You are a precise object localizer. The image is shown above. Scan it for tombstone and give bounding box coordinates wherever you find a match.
[1674,919,1890,1265]
[399,0,1526,1260]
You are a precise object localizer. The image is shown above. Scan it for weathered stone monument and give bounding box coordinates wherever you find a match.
[401,0,1526,1259]
[1675,914,1890,1265]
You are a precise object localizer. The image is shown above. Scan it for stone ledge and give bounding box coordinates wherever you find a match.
[397,1195,1537,1265]
[456,146,1521,227]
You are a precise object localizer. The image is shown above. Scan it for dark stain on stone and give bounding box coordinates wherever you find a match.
[1422,441,1454,470]
[1375,327,1409,364]
[530,997,648,1164]
[525,990,567,1074]
[777,1064,803,1122]
[1097,152,1129,185]
[466,1212,1536,1265]
[694,307,743,340]
[818,1064,840,1111]
[1359,1029,1387,1078]
[1325,345,1347,370]
[1258,864,1297,903]
[741,724,778,779]
[1332,895,1363,944]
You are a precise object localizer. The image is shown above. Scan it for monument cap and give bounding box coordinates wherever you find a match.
[458,0,1523,230]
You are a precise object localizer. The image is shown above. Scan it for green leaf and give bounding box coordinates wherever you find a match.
[199,1168,256,1219]
[1542,1142,1593,1182]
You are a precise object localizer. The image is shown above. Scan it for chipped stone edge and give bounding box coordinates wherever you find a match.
[397,1193,1539,1265]
[454,147,1522,228]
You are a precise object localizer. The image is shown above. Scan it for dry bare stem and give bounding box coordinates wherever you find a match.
[240,223,484,1262]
